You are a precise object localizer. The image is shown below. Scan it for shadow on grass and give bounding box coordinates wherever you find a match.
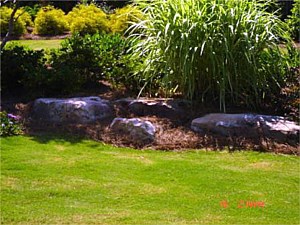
[27,132,87,145]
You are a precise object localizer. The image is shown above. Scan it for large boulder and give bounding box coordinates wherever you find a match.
[32,96,113,123]
[110,118,156,142]
[114,98,190,119]
[191,113,300,143]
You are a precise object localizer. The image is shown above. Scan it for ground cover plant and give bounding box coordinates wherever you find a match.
[131,0,298,111]
[0,111,23,136]
[1,135,299,224]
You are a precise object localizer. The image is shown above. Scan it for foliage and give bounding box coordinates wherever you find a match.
[286,0,300,41]
[272,47,300,121]
[23,4,41,21]
[17,7,33,27]
[131,0,295,111]
[51,33,138,91]
[66,4,109,35]
[0,111,23,136]
[1,42,81,96]
[1,43,46,94]
[1,34,138,97]
[0,6,33,36]
[1,135,300,224]
[34,6,69,35]
[109,5,143,34]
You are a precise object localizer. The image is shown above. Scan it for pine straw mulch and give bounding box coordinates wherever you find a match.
[16,101,299,156]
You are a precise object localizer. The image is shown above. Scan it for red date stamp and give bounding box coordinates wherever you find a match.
[220,200,265,208]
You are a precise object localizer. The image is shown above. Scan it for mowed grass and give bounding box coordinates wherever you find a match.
[1,135,299,224]
[10,39,62,50]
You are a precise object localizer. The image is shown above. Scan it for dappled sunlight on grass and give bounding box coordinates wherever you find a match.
[10,39,62,50]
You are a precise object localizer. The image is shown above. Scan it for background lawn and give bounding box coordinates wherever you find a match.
[1,135,299,224]
[10,39,62,50]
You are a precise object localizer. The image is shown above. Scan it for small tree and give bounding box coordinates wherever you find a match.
[0,0,20,51]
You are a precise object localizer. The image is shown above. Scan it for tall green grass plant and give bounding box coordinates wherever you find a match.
[287,0,300,41]
[131,0,295,111]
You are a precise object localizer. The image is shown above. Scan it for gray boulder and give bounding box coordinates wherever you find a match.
[32,96,113,123]
[114,98,190,119]
[191,113,300,143]
[110,118,156,142]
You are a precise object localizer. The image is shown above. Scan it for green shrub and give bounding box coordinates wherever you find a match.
[0,111,23,137]
[1,42,83,96]
[0,6,33,36]
[17,7,34,27]
[51,33,138,90]
[131,0,295,111]
[269,46,300,121]
[67,4,109,35]
[23,4,41,21]
[287,0,300,41]
[1,34,139,97]
[1,43,46,94]
[34,6,69,35]
[109,5,143,34]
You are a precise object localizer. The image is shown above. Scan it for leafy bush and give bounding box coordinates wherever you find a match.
[24,4,41,21]
[270,46,300,121]
[1,43,46,94]
[51,33,138,90]
[109,5,143,34]
[0,6,33,36]
[287,0,300,41]
[34,6,69,35]
[1,34,139,97]
[1,42,83,96]
[131,0,295,111]
[0,111,23,136]
[67,4,109,35]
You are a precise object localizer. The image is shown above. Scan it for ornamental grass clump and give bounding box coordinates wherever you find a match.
[131,0,296,111]
[287,0,300,41]
[109,5,143,34]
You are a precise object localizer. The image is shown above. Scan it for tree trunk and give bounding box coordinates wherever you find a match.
[0,3,19,51]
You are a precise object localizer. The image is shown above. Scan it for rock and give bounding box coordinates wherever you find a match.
[114,98,190,119]
[110,118,156,142]
[191,113,300,143]
[32,96,113,123]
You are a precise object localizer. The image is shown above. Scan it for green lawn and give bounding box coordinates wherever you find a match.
[10,39,63,50]
[1,135,299,224]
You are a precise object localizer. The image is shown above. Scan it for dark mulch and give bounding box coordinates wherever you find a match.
[24,116,299,155]
[6,96,298,156]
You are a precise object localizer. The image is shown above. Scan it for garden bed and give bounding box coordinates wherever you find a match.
[2,86,299,155]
